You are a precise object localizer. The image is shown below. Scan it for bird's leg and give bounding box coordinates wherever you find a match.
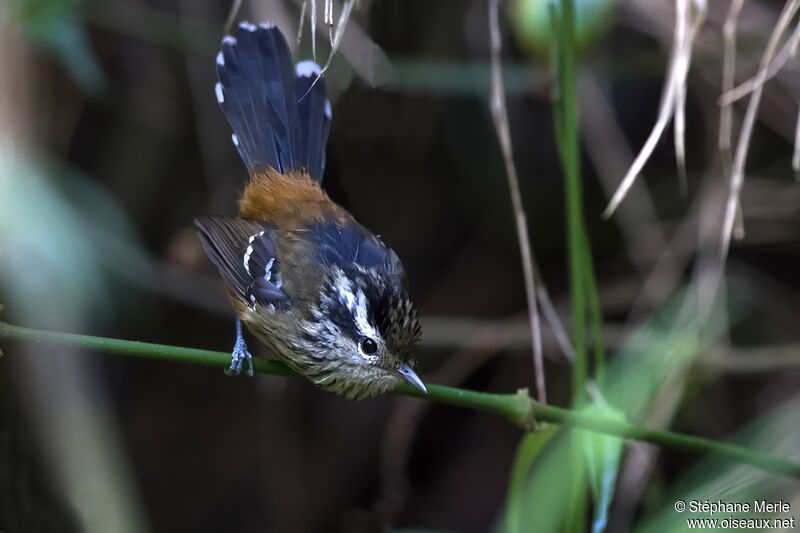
[227,318,254,377]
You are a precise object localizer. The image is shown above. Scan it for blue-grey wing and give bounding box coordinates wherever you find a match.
[194,216,291,310]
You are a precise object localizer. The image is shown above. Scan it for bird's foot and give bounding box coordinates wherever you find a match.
[226,320,254,377]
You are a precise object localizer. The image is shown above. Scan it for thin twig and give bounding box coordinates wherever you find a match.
[488,0,546,404]
[297,0,307,44]
[720,0,746,238]
[325,0,334,44]
[311,0,318,62]
[297,0,319,64]
[720,0,745,153]
[579,73,667,272]
[794,106,800,178]
[720,0,800,262]
[319,0,355,74]
[603,63,676,217]
[604,0,705,218]
[2,319,800,477]
[536,285,606,405]
[222,0,243,35]
[674,0,690,193]
[719,19,800,107]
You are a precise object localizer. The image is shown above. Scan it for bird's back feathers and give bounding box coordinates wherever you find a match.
[238,168,346,228]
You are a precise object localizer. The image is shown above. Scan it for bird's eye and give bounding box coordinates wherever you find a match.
[360,337,378,355]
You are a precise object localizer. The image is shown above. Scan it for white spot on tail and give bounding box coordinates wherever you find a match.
[324,99,332,119]
[215,83,224,104]
[239,21,257,32]
[216,51,224,66]
[232,133,239,146]
[296,60,322,78]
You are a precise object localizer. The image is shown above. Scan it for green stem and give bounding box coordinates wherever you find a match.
[1,319,800,478]
[581,232,606,386]
[551,0,587,402]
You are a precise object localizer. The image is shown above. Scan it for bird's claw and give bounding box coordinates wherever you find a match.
[226,329,254,377]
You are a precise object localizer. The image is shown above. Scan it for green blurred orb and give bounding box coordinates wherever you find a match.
[511,0,614,54]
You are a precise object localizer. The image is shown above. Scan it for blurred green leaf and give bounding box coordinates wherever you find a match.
[0,149,109,320]
[512,0,614,54]
[500,426,592,533]
[602,293,723,422]
[10,0,105,92]
[581,404,626,533]
[0,149,150,325]
[634,392,800,532]
[504,426,559,533]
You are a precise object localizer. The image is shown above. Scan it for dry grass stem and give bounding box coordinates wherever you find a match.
[719,0,800,262]
[312,0,318,61]
[719,19,800,107]
[325,0,334,44]
[223,0,243,34]
[294,0,319,61]
[536,285,606,405]
[675,0,690,192]
[719,0,745,153]
[488,0,546,404]
[318,0,355,75]
[794,107,800,177]
[604,0,706,218]
[579,73,667,271]
[720,0,746,237]
[297,0,307,43]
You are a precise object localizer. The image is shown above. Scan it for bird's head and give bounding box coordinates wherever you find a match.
[307,266,424,399]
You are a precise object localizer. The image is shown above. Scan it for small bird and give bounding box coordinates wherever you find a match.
[194,22,425,400]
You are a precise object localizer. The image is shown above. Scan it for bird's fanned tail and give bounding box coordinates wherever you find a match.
[215,22,331,182]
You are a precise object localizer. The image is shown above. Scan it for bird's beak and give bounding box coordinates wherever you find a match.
[396,363,427,394]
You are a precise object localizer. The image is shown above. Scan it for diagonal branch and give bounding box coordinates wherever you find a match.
[2,319,800,478]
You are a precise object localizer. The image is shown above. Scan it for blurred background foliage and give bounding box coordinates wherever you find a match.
[1,0,800,531]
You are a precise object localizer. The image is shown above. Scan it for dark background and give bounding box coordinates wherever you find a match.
[2,0,800,531]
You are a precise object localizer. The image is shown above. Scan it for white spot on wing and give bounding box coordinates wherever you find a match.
[215,83,224,104]
[242,231,264,274]
[296,60,322,78]
[216,51,224,66]
[239,21,257,32]
[324,99,332,119]
[232,133,239,146]
[222,35,237,46]
[243,245,253,274]
[263,258,274,281]
[259,21,275,29]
